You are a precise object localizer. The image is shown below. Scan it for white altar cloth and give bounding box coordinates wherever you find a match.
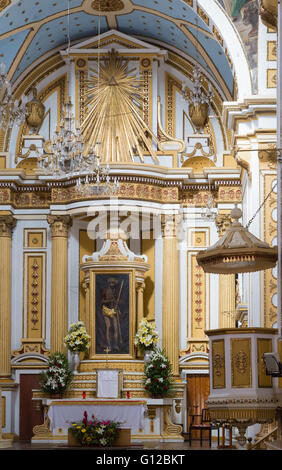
[47,400,146,434]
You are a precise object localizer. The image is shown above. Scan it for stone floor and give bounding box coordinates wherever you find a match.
[0,438,233,451]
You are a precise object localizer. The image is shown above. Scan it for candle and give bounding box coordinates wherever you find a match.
[126,391,130,399]
[82,391,86,399]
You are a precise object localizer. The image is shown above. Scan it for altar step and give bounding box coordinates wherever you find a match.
[79,359,145,373]
[32,360,185,400]
[70,370,146,398]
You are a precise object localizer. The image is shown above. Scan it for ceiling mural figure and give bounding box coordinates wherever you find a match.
[220,0,259,91]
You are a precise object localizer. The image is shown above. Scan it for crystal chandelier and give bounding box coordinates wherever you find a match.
[0,62,28,130]
[39,98,84,177]
[38,99,119,194]
[186,65,213,107]
[182,1,213,132]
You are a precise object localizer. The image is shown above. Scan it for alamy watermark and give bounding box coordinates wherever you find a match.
[85,199,190,243]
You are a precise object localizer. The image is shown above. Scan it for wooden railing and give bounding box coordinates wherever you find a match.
[247,425,278,450]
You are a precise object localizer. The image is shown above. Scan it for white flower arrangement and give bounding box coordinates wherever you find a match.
[64,321,91,352]
[143,348,173,398]
[134,318,160,352]
[40,352,73,395]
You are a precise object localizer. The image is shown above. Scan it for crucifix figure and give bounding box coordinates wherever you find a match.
[101,277,124,353]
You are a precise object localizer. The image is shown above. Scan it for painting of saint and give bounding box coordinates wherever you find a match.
[95,273,130,355]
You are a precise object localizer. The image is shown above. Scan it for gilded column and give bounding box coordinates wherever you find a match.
[0,215,16,378]
[162,215,179,375]
[216,213,236,328]
[136,281,145,326]
[47,215,72,353]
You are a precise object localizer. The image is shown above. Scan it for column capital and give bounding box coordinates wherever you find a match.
[215,213,232,237]
[136,281,145,292]
[0,215,16,237]
[47,215,72,237]
[161,213,181,238]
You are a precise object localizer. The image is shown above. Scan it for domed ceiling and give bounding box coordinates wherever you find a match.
[0,0,253,100]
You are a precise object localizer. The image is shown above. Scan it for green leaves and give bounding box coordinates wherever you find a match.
[40,352,73,395]
[143,348,174,398]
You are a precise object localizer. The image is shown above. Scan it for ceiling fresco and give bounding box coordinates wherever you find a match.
[218,0,259,91]
[0,0,258,99]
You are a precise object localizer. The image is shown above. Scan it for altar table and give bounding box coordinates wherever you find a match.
[47,399,146,434]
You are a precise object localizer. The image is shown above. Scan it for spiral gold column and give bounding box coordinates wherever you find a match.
[0,215,16,378]
[47,215,72,354]
[162,215,179,376]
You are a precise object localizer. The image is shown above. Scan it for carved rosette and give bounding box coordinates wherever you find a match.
[0,0,11,13]
[47,215,72,237]
[91,0,124,11]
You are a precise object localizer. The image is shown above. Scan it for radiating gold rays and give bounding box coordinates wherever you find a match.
[81,49,159,163]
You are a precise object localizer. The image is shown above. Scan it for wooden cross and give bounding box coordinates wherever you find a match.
[104,347,111,368]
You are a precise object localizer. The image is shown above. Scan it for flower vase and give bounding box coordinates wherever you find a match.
[144,350,153,363]
[72,351,80,374]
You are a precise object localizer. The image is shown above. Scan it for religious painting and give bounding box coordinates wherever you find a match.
[220,0,259,92]
[94,273,130,355]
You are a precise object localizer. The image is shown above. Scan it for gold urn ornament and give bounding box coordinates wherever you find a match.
[183,65,213,132]
[25,88,45,134]
[189,102,209,130]
[259,0,278,30]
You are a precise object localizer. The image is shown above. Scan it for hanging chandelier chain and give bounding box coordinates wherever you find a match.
[246,180,277,229]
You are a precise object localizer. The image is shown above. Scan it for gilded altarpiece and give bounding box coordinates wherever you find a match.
[13,228,49,357]
[80,234,149,362]
[76,49,154,152]
[165,73,183,138]
[262,172,277,328]
[187,230,209,355]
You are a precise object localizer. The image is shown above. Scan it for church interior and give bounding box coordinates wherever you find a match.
[0,0,282,451]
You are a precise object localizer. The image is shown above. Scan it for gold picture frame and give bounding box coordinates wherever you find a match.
[89,269,136,360]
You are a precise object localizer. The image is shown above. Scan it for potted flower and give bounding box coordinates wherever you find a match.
[39,352,73,398]
[69,411,121,447]
[143,348,174,398]
[134,319,159,362]
[64,321,91,373]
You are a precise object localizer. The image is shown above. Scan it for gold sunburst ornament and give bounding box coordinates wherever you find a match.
[81,49,159,164]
